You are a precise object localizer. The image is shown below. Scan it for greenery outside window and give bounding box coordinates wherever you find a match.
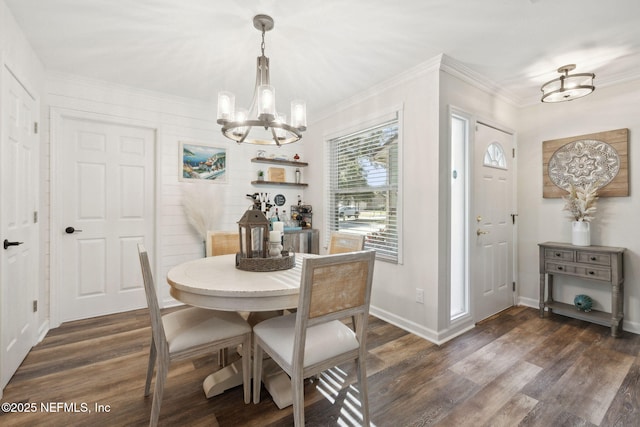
[326,112,401,263]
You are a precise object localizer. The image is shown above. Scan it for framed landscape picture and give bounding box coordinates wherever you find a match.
[179,141,227,183]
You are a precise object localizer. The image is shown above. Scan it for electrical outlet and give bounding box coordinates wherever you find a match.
[415,288,424,304]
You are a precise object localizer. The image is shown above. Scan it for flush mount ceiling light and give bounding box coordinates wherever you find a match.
[541,64,595,103]
[216,14,306,146]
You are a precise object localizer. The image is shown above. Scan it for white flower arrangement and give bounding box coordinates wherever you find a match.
[563,182,599,222]
[181,181,222,239]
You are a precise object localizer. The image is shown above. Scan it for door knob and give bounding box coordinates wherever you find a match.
[65,227,83,234]
[3,239,24,250]
[476,229,490,236]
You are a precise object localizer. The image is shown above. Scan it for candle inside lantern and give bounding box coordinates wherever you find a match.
[269,230,281,242]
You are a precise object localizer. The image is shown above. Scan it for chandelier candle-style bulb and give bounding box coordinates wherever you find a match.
[274,113,287,139]
[217,92,235,120]
[258,85,275,118]
[291,100,307,129]
[233,108,249,137]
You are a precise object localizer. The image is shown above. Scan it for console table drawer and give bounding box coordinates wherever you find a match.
[545,261,574,274]
[544,249,575,262]
[574,266,611,281]
[576,251,611,266]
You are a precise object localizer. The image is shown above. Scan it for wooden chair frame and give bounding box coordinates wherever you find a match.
[138,244,251,426]
[328,231,365,254]
[253,250,376,426]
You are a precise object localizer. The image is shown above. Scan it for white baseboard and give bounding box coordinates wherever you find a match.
[37,319,50,344]
[518,296,539,309]
[369,305,475,345]
[370,305,439,344]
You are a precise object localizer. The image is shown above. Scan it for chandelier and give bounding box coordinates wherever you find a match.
[541,64,595,103]
[216,15,307,146]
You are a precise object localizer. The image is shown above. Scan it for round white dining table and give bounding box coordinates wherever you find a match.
[167,252,317,312]
[166,252,318,408]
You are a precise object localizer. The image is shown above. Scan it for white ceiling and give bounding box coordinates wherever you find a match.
[5,0,640,115]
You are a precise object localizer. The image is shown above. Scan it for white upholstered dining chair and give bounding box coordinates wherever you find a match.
[137,244,251,427]
[328,231,365,254]
[252,250,376,426]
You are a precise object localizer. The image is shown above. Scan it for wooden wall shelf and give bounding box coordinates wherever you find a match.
[251,180,308,187]
[251,158,308,167]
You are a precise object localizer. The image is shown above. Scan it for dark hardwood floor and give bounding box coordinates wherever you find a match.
[1,306,639,426]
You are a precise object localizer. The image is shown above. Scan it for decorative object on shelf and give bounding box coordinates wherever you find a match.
[257,170,264,181]
[267,167,286,182]
[291,204,313,228]
[257,150,266,158]
[295,168,301,184]
[563,182,598,246]
[293,153,300,161]
[236,208,294,271]
[543,129,628,198]
[574,294,593,312]
[179,141,227,182]
[541,64,595,103]
[216,14,307,146]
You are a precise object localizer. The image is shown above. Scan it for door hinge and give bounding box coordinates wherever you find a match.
[33,300,38,312]
[34,211,38,223]
[512,148,515,158]
[511,213,518,224]
[512,282,516,292]
[34,122,38,134]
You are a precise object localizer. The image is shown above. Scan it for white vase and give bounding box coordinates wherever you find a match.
[572,221,591,246]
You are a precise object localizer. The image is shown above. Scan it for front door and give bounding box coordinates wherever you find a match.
[472,122,514,321]
[56,114,155,322]
[1,66,38,390]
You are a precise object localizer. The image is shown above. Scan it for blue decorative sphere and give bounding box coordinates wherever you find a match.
[574,294,593,312]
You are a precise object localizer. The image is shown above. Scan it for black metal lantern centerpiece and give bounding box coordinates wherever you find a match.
[236,208,295,271]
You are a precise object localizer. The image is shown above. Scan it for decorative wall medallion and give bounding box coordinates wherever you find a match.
[548,139,619,190]
[542,128,629,198]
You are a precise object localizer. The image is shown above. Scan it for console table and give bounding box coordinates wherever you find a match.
[539,241,625,337]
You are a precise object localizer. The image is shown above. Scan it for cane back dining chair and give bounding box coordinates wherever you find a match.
[328,231,365,254]
[206,230,240,257]
[137,244,251,427]
[253,250,376,426]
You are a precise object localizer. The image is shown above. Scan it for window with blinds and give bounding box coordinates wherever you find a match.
[326,113,401,263]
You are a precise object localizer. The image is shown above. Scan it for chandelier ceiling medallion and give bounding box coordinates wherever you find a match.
[216,14,307,146]
[541,64,595,103]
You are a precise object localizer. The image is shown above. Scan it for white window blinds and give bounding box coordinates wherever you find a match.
[326,113,400,263]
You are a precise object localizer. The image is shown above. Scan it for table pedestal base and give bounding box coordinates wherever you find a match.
[203,359,292,409]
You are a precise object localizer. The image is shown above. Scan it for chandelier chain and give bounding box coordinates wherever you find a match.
[261,27,266,56]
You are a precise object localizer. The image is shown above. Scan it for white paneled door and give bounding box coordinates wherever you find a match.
[472,123,514,322]
[57,116,155,322]
[1,67,38,390]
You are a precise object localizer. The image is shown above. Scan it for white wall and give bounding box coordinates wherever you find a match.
[305,58,442,341]
[305,55,518,343]
[43,73,309,321]
[517,78,640,334]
